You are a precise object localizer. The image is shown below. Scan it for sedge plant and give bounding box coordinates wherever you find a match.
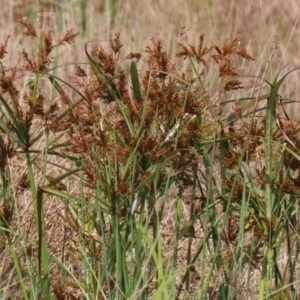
[0,20,300,300]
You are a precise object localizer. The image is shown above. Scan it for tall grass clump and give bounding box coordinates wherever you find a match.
[0,18,300,300]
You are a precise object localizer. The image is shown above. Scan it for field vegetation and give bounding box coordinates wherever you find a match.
[1,1,300,299]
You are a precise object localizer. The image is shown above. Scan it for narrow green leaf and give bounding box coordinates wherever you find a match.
[130,61,142,103]
[122,128,145,180]
[30,131,44,147]
[0,121,26,149]
[46,169,79,187]
[0,93,27,146]
[84,43,120,101]
[39,186,73,199]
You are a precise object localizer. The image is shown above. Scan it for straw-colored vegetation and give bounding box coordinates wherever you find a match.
[1,1,300,299]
